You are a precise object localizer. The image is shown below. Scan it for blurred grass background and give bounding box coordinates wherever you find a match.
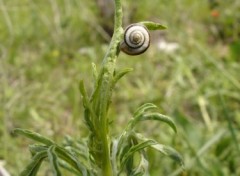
[0,0,240,175]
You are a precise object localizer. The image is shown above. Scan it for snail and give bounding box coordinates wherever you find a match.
[120,23,150,55]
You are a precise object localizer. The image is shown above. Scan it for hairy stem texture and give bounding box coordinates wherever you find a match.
[89,0,123,175]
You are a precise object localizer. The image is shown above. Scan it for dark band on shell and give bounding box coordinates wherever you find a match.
[120,23,150,55]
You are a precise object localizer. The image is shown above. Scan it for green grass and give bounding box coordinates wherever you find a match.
[1,0,240,175]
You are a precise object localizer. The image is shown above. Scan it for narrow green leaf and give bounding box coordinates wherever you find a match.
[55,146,87,176]
[115,135,149,175]
[48,146,62,176]
[92,62,98,84]
[138,113,177,133]
[90,69,103,103]
[133,103,158,118]
[79,80,88,102]
[117,133,136,163]
[132,151,149,176]
[20,150,47,176]
[79,80,96,132]
[13,128,54,146]
[140,21,167,30]
[151,144,183,166]
[125,103,158,132]
[64,138,90,161]
[136,133,183,166]
[121,140,157,167]
[29,144,48,156]
[59,160,82,175]
[65,146,89,161]
[113,68,133,85]
[118,142,131,167]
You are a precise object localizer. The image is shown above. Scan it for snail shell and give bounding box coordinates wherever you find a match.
[120,23,150,55]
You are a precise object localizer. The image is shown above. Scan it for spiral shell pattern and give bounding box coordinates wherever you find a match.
[120,24,150,55]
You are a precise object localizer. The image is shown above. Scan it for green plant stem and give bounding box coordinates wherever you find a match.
[90,0,123,175]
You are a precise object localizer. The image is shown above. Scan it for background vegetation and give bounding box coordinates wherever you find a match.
[0,0,240,175]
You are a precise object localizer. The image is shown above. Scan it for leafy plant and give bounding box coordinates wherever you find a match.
[13,0,183,175]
